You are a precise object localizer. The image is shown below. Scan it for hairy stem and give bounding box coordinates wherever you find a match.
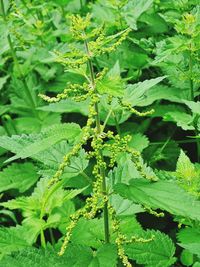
[189,49,200,162]
[84,39,110,243]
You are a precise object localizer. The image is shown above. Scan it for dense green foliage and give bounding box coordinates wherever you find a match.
[0,0,200,266]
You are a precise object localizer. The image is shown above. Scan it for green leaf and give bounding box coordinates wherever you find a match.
[123,76,166,106]
[53,0,73,6]
[135,85,182,107]
[91,244,118,267]
[114,179,200,221]
[176,150,198,180]
[110,194,144,216]
[183,100,200,115]
[139,12,168,34]
[144,139,180,170]
[0,105,10,116]
[122,0,153,30]
[0,244,118,267]
[0,245,93,267]
[0,123,81,162]
[71,218,104,249]
[97,61,125,97]
[38,99,89,116]
[0,225,30,257]
[177,227,200,257]
[163,111,194,130]
[0,75,9,90]
[125,230,176,267]
[128,133,149,152]
[0,163,39,193]
[180,249,194,266]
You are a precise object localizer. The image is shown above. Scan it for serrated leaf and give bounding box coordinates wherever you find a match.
[0,225,30,256]
[97,61,125,97]
[144,139,180,170]
[128,133,149,152]
[125,230,176,267]
[38,99,89,116]
[123,76,166,106]
[122,0,153,30]
[114,179,200,221]
[163,111,194,130]
[136,85,182,107]
[71,218,104,248]
[176,150,197,180]
[110,194,144,216]
[0,123,81,163]
[0,243,118,267]
[0,245,93,267]
[92,244,118,267]
[0,163,39,193]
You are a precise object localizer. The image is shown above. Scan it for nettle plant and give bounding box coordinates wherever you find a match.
[1,6,200,267]
[39,14,158,265]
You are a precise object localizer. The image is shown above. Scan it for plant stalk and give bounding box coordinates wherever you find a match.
[40,229,46,248]
[189,51,194,101]
[189,49,200,162]
[0,0,37,113]
[84,39,110,243]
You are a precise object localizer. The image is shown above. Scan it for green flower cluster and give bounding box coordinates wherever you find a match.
[39,14,157,265]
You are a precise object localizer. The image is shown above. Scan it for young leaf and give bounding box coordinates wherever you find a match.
[176,150,197,180]
[96,61,125,97]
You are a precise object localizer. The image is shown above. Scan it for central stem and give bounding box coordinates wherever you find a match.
[189,49,200,162]
[84,40,110,243]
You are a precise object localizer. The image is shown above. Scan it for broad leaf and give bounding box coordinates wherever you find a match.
[122,0,153,30]
[163,111,194,130]
[0,225,30,257]
[97,61,125,97]
[0,244,117,267]
[114,179,200,221]
[0,123,81,162]
[0,163,39,193]
[177,227,200,257]
[123,76,166,106]
[125,230,176,267]
[38,99,89,116]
